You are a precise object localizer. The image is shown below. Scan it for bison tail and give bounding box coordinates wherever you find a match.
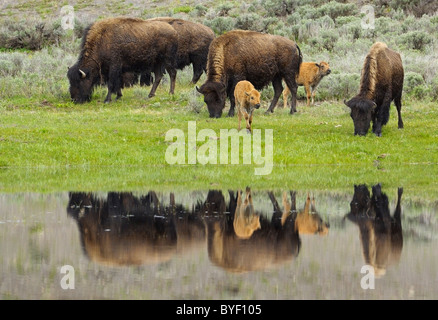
[296,44,303,69]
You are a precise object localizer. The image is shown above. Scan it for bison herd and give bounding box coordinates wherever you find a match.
[67,17,405,137]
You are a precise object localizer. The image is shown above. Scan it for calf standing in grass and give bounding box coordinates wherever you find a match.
[234,80,261,134]
[344,42,404,136]
[283,61,331,111]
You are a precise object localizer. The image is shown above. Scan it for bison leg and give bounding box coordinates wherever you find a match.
[105,66,122,103]
[373,91,392,136]
[149,64,165,98]
[283,86,290,109]
[266,77,283,114]
[283,77,298,114]
[237,104,242,131]
[394,94,404,129]
[228,82,237,117]
[304,84,311,107]
[167,68,177,95]
[191,59,205,84]
[245,112,252,134]
[311,85,317,105]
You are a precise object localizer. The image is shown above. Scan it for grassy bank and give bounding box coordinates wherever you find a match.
[1,0,437,198]
[1,79,437,197]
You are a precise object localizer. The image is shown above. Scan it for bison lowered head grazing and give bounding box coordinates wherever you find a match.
[197,29,302,118]
[344,42,404,136]
[67,17,178,104]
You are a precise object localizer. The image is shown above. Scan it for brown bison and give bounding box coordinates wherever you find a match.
[344,42,404,136]
[196,29,302,118]
[67,17,178,103]
[234,80,261,134]
[144,17,215,87]
[345,184,403,277]
[283,61,331,110]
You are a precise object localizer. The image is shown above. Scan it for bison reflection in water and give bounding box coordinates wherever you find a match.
[202,189,330,273]
[67,192,205,267]
[345,184,403,278]
[268,191,330,236]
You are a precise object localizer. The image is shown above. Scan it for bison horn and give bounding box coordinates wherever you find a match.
[196,86,201,93]
[79,69,86,79]
[344,99,349,107]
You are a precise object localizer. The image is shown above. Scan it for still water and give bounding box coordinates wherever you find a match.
[1,184,437,300]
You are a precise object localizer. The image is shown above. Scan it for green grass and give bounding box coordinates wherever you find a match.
[1,80,437,198]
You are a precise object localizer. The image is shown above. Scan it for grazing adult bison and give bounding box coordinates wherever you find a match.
[67,17,178,103]
[196,30,302,118]
[144,17,215,87]
[344,42,404,136]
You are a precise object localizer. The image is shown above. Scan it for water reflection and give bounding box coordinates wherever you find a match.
[66,188,331,273]
[2,184,438,299]
[67,192,205,267]
[344,184,403,278]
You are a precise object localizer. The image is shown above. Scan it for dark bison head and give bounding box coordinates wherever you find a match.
[196,82,226,118]
[67,64,96,103]
[344,98,376,136]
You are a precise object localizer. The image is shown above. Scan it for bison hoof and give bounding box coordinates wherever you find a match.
[246,129,251,135]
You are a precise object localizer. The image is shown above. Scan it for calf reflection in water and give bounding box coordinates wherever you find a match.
[203,189,330,273]
[269,191,330,235]
[345,184,403,278]
[202,189,300,273]
[67,192,205,267]
[233,187,261,239]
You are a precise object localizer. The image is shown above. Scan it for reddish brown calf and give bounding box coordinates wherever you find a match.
[283,61,331,109]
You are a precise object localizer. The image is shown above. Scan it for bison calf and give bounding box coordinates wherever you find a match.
[344,42,404,136]
[234,80,261,134]
[283,61,331,110]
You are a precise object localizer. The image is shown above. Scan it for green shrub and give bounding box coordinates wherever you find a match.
[401,31,432,51]
[404,71,425,94]
[389,0,438,17]
[317,1,357,20]
[204,16,235,35]
[411,85,430,100]
[193,4,208,17]
[262,0,297,17]
[235,13,265,31]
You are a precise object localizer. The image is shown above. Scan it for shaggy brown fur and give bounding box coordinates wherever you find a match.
[283,61,331,109]
[344,42,404,136]
[197,29,302,118]
[67,17,178,103]
[234,80,261,133]
[144,17,215,87]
